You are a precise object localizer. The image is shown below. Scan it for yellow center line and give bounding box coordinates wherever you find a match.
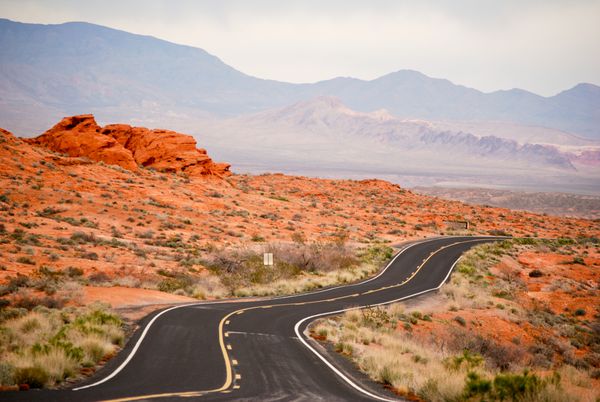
[100,239,484,401]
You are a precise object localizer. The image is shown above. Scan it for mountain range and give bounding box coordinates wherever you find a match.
[195,96,599,193]
[1,18,599,194]
[1,18,599,140]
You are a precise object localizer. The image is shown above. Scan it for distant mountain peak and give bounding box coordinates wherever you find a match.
[369,109,396,121]
[271,96,400,124]
[309,96,346,108]
[1,18,599,140]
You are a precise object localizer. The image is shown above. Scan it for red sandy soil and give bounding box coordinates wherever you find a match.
[84,286,195,308]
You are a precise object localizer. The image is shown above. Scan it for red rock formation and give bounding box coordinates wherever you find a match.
[25,115,138,171]
[101,124,230,176]
[26,115,230,177]
[0,128,18,144]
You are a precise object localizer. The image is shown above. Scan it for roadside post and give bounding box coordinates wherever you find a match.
[263,252,273,266]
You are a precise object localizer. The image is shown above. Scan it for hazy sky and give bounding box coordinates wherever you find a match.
[1,0,599,96]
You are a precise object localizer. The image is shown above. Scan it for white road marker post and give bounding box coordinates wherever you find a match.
[263,252,273,266]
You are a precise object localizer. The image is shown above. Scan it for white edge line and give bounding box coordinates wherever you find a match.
[72,237,440,391]
[293,240,487,402]
[73,236,491,391]
[72,304,193,390]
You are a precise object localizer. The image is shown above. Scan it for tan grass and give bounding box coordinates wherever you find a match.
[0,304,123,388]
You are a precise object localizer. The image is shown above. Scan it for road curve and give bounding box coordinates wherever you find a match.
[4,236,502,401]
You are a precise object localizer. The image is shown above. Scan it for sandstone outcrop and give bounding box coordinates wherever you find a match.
[25,115,138,171]
[25,115,230,177]
[101,124,230,176]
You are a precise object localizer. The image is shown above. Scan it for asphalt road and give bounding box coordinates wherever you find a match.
[4,236,502,401]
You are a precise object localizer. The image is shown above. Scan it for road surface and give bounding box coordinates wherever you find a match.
[4,236,501,401]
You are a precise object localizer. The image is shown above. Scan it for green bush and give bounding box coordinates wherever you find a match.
[493,371,542,400]
[445,350,483,371]
[463,370,543,401]
[463,371,492,398]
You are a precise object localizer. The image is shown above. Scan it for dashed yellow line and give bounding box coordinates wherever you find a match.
[100,391,204,402]
[100,239,484,401]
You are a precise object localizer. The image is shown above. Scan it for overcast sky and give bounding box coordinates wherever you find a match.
[1,0,599,96]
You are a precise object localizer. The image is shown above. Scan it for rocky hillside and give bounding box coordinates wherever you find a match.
[25,115,230,177]
[197,97,600,191]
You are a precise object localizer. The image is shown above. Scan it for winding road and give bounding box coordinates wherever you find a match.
[6,236,502,401]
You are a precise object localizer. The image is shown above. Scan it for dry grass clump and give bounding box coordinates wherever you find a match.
[0,303,123,388]
[314,304,572,401]
[314,307,472,401]
[202,242,393,297]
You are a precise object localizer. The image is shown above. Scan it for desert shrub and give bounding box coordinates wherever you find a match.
[70,231,97,244]
[0,274,30,296]
[65,267,83,278]
[80,251,99,261]
[87,272,110,284]
[359,244,394,265]
[11,294,67,310]
[571,256,585,265]
[528,269,543,278]
[360,307,391,329]
[137,230,154,239]
[450,329,525,371]
[493,371,542,400]
[16,256,35,265]
[488,229,511,237]
[36,207,65,217]
[445,350,484,371]
[463,370,548,401]
[157,276,192,293]
[13,366,49,388]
